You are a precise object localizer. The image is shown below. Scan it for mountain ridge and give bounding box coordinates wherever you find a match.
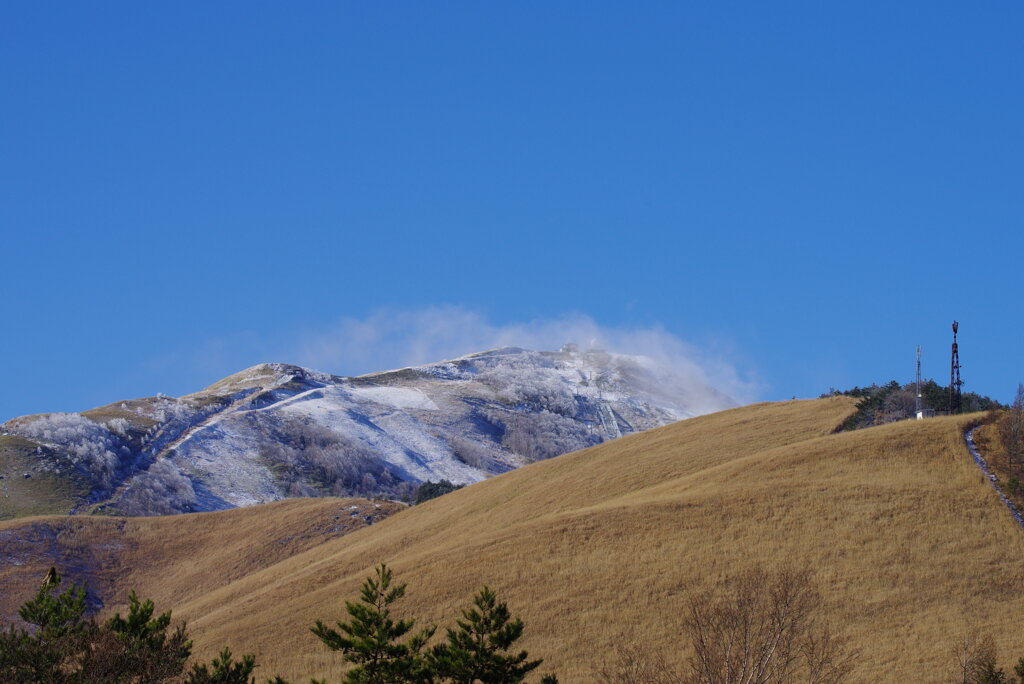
[1,346,733,518]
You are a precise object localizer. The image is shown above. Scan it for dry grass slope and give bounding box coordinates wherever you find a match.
[0,497,402,623]
[3,396,1023,683]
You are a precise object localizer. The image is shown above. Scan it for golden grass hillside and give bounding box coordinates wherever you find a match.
[4,396,1024,683]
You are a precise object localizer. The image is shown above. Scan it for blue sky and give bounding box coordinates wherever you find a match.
[2,2,1022,419]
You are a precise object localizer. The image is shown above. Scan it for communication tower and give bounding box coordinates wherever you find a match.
[915,346,923,420]
[949,321,963,414]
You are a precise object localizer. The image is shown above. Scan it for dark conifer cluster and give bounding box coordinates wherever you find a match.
[0,566,555,684]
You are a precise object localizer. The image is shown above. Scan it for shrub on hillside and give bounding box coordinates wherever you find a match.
[185,647,257,684]
[428,585,545,683]
[310,564,435,684]
[104,417,131,438]
[414,479,464,504]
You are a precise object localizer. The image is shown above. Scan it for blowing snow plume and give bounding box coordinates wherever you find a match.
[290,306,756,412]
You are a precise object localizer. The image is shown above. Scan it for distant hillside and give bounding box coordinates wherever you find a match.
[0,346,733,518]
[3,397,1022,681]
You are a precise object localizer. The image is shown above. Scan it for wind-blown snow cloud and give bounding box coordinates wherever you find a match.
[288,306,760,406]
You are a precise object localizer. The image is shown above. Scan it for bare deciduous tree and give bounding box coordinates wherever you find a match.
[950,629,1008,684]
[595,644,682,684]
[1000,384,1024,467]
[684,568,856,684]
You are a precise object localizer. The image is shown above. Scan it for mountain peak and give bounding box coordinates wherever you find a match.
[1,346,734,518]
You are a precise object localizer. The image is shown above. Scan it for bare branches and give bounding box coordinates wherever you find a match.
[592,567,857,684]
[595,645,682,684]
[1000,384,1024,467]
[684,568,855,684]
[951,630,1002,684]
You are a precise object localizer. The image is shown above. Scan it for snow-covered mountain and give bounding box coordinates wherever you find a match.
[0,346,734,516]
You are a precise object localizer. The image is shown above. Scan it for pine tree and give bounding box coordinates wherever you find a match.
[0,571,254,684]
[185,646,257,684]
[311,564,435,684]
[81,590,193,682]
[429,586,542,684]
[0,569,89,683]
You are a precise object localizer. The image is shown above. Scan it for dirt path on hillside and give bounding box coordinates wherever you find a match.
[964,426,1024,530]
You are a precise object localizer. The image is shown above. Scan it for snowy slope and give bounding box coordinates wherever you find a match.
[1,346,734,516]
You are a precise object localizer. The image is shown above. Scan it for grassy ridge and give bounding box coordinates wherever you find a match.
[3,396,1023,682]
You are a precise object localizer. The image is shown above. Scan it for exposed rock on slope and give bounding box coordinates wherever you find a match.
[0,346,733,517]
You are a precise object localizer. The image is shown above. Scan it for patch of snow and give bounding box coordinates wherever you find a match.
[347,386,438,411]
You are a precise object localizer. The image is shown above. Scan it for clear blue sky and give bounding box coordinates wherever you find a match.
[2,2,1022,419]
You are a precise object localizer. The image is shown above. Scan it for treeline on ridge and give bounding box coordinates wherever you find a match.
[823,380,1004,431]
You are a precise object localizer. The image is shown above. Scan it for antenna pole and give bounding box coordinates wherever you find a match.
[949,321,962,414]
[915,346,923,419]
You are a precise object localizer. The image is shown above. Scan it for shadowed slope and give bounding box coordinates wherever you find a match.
[0,497,402,623]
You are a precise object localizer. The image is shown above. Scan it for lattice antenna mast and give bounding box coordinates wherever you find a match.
[915,346,923,418]
[949,321,963,414]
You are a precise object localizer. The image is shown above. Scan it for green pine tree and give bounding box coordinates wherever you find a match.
[974,661,1008,684]
[429,586,542,684]
[81,590,193,682]
[311,564,435,684]
[185,646,257,684]
[0,569,89,683]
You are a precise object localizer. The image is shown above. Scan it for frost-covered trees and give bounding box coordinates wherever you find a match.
[488,409,599,462]
[256,417,405,499]
[478,365,578,416]
[118,460,198,516]
[448,436,495,470]
[104,417,131,438]
[12,414,130,490]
